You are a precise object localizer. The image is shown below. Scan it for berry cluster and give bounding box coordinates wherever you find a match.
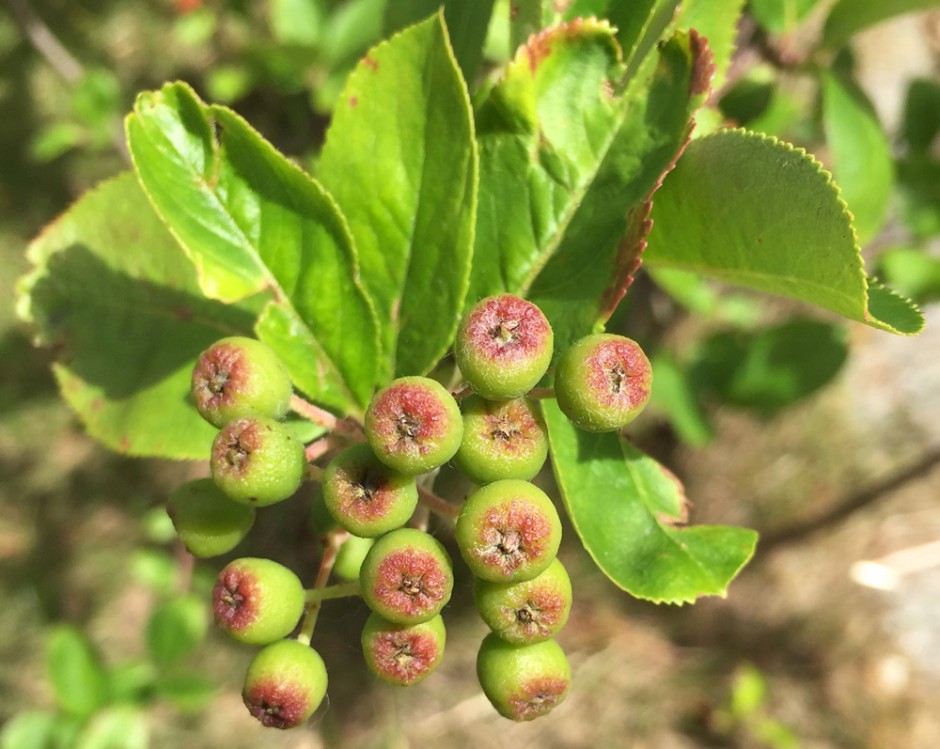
[165,293,653,729]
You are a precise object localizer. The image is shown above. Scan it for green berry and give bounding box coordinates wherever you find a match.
[454,396,548,484]
[191,336,292,428]
[455,480,562,584]
[322,444,418,537]
[476,634,571,721]
[166,478,255,558]
[455,294,553,400]
[333,535,375,582]
[361,612,446,686]
[364,377,463,475]
[474,558,572,644]
[212,558,305,645]
[307,486,339,537]
[360,528,453,625]
[210,416,306,506]
[554,333,652,432]
[242,639,327,729]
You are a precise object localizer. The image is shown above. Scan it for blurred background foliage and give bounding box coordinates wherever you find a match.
[2,1,940,747]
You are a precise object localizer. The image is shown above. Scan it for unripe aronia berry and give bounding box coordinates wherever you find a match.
[360,528,454,625]
[554,333,652,432]
[242,639,327,729]
[474,558,572,644]
[455,294,553,400]
[213,558,305,645]
[364,376,463,475]
[210,416,306,506]
[166,478,255,558]
[191,336,292,428]
[455,479,562,583]
[332,535,375,582]
[361,612,446,686]
[454,396,548,484]
[476,634,571,721]
[322,443,418,537]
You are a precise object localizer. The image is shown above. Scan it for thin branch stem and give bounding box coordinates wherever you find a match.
[526,387,555,400]
[296,529,348,646]
[304,580,361,603]
[418,486,462,521]
[291,395,363,438]
[304,434,346,464]
[304,462,324,482]
[5,0,83,83]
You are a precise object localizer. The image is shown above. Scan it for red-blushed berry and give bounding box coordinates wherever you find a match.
[554,333,652,432]
[454,396,548,484]
[210,416,306,506]
[322,443,418,537]
[476,633,571,721]
[332,535,375,582]
[242,639,327,729]
[474,558,572,644]
[455,480,562,583]
[166,478,255,558]
[361,611,446,686]
[364,376,463,475]
[360,528,454,625]
[191,336,292,428]
[213,558,305,645]
[455,294,553,400]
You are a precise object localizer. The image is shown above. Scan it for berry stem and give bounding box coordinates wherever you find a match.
[304,463,325,482]
[418,486,461,521]
[290,394,362,435]
[296,529,348,646]
[303,580,362,603]
[526,387,555,400]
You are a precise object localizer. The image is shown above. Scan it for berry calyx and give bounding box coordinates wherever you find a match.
[455,294,553,400]
[361,612,446,686]
[322,444,418,537]
[242,639,328,729]
[166,478,255,558]
[212,558,305,645]
[360,528,454,625]
[191,336,292,428]
[454,396,548,484]
[364,376,463,475]
[455,480,562,583]
[476,634,571,721]
[474,558,572,644]
[210,416,306,506]
[554,333,652,432]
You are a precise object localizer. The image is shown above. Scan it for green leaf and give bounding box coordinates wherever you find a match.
[821,73,894,245]
[0,711,59,749]
[153,673,218,712]
[46,626,110,718]
[875,247,940,304]
[146,595,208,667]
[675,0,746,90]
[649,351,714,446]
[822,0,940,51]
[268,0,323,46]
[690,320,849,414]
[73,706,149,749]
[14,173,248,459]
[902,78,940,152]
[644,129,924,335]
[543,399,757,603]
[126,82,380,417]
[749,0,820,33]
[607,0,679,74]
[319,13,477,379]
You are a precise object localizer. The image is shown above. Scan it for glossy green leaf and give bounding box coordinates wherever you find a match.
[676,0,746,89]
[15,173,255,459]
[73,707,148,749]
[644,129,924,335]
[607,0,679,74]
[822,73,894,245]
[46,626,110,718]
[544,399,757,603]
[471,24,710,354]
[127,82,380,417]
[823,0,940,51]
[690,320,849,414]
[319,13,477,378]
[146,595,208,667]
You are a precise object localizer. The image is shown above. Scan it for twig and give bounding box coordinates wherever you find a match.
[303,580,361,603]
[296,529,348,646]
[291,394,362,436]
[418,486,462,521]
[5,0,83,83]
